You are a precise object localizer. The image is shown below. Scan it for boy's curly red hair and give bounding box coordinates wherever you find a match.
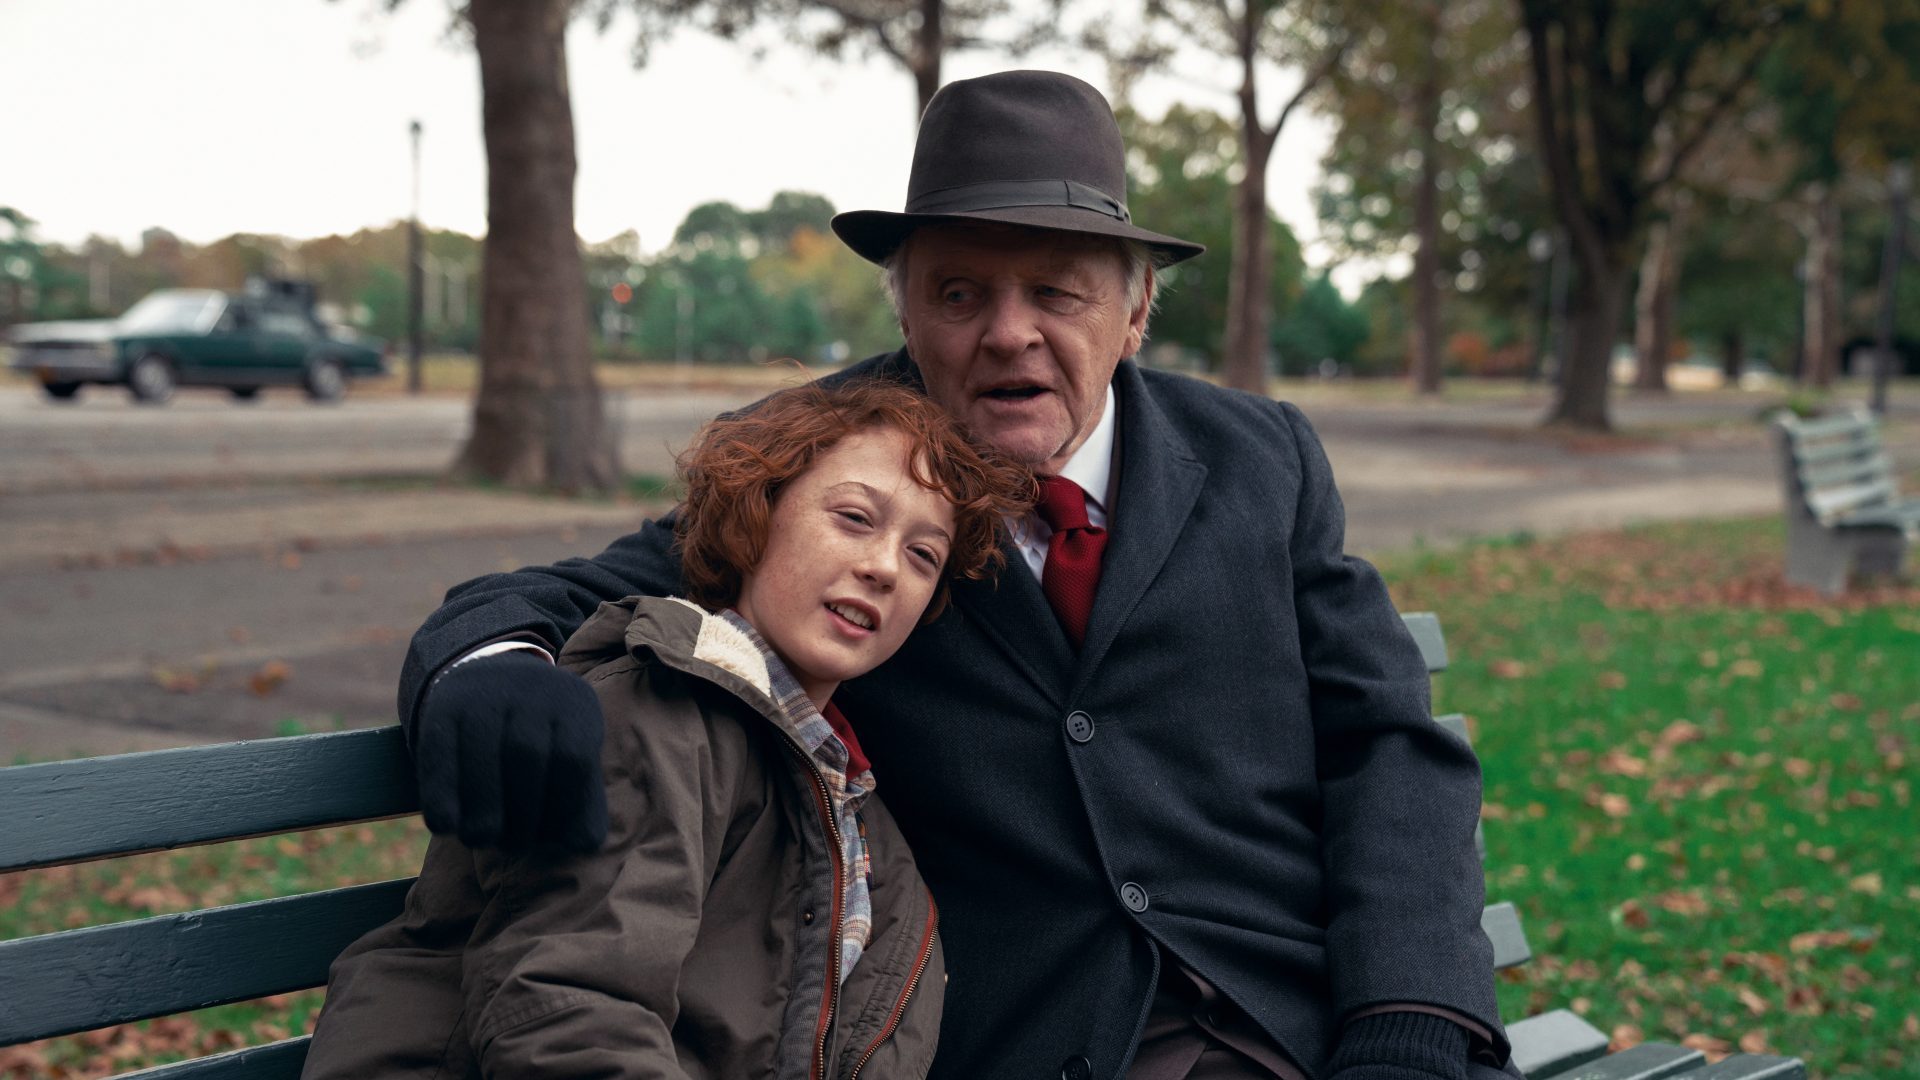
[674,378,1036,619]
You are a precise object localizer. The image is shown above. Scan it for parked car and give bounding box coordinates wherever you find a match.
[6,280,388,404]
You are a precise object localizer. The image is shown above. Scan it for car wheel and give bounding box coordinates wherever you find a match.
[229,385,262,402]
[304,358,346,403]
[43,382,82,402]
[127,355,175,404]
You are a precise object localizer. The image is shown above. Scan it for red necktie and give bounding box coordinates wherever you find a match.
[1036,476,1108,649]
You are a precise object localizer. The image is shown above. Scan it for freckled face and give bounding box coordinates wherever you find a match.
[899,226,1149,474]
[733,428,957,708]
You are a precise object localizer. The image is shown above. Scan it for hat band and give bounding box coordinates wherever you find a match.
[906,179,1132,223]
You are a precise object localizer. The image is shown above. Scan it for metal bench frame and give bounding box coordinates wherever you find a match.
[1775,408,1920,595]
[0,617,1806,1078]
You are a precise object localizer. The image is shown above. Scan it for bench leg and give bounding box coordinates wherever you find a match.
[1782,516,1853,595]
[1849,528,1909,582]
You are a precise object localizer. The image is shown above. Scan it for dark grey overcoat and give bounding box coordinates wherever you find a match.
[397,350,1507,1080]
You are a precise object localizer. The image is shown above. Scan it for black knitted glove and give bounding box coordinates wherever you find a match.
[1325,1011,1473,1080]
[413,652,609,854]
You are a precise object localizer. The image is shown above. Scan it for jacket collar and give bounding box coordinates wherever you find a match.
[945,360,1208,703]
[563,596,861,776]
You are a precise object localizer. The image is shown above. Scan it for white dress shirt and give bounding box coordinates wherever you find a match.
[1009,383,1118,582]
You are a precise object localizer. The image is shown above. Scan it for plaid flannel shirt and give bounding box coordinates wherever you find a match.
[719,610,876,983]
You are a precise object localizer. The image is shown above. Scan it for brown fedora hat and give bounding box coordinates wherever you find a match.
[831,70,1205,268]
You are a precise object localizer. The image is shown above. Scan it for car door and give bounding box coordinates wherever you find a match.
[256,307,317,378]
[189,298,262,382]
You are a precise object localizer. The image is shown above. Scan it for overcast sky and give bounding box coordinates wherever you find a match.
[2,0,1349,279]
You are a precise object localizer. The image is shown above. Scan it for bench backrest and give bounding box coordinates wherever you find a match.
[0,613,1525,1078]
[1775,408,1900,526]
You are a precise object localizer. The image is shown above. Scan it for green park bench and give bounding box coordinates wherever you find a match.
[0,615,1807,1079]
[1774,407,1920,595]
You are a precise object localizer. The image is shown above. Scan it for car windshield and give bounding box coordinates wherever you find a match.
[118,291,226,335]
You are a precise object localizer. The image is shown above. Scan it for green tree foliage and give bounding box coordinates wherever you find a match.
[1118,103,1304,369]
[1315,0,1548,381]
[1675,192,1800,376]
[1270,273,1368,374]
[1519,0,1797,428]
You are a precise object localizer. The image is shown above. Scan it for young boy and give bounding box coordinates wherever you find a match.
[303,380,1033,1080]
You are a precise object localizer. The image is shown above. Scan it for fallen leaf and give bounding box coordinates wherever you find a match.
[1849,872,1883,896]
[1783,757,1815,780]
[151,667,201,694]
[1657,720,1704,748]
[1739,1030,1771,1054]
[1653,889,1709,916]
[1616,899,1651,929]
[1680,1033,1732,1061]
[1736,987,1769,1015]
[1599,749,1649,777]
[1902,1014,1919,1040]
[1789,929,1853,953]
[1490,659,1528,679]
[249,660,292,697]
[1609,1024,1644,1051]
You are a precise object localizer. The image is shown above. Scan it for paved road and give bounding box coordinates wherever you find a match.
[0,384,759,494]
[2,381,1912,760]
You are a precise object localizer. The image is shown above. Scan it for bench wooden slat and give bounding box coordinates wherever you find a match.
[1483,900,1530,969]
[1433,714,1485,861]
[1401,612,1449,673]
[1506,1008,1615,1077]
[113,1037,309,1080]
[1782,409,1877,440]
[1797,451,1891,489]
[1806,478,1896,522]
[1538,1041,1706,1080]
[1833,499,1920,532]
[1673,1055,1807,1080]
[0,727,417,873]
[0,878,412,1044]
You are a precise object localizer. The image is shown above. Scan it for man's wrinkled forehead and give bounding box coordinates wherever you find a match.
[900,222,1128,281]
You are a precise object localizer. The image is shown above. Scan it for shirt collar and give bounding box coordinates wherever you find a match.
[1055,382,1118,512]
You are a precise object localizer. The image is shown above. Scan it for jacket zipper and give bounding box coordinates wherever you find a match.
[845,891,939,1080]
[785,742,847,1080]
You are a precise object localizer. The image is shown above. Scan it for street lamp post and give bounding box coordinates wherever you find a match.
[407,119,425,395]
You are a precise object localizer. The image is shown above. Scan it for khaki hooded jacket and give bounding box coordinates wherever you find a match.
[303,596,945,1080]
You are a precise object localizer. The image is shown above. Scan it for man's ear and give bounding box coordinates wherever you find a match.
[1126,266,1155,355]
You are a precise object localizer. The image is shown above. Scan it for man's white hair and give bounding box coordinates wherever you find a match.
[880,230,1159,337]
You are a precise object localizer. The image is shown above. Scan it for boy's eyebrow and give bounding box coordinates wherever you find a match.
[824,480,885,500]
[825,481,954,543]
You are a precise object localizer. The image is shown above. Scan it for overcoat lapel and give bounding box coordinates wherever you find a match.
[1073,362,1207,697]
[950,540,1074,706]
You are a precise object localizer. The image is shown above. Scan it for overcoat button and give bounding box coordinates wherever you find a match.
[1120,882,1149,913]
[1065,710,1096,744]
[802,910,816,925]
[1061,1055,1093,1080]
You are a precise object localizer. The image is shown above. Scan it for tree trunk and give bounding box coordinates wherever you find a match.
[1408,1,1444,395]
[911,0,944,119]
[458,0,618,492]
[1222,134,1273,392]
[1631,206,1680,393]
[1801,183,1842,389]
[1546,250,1627,429]
[1870,161,1909,415]
[1720,328,1744,385]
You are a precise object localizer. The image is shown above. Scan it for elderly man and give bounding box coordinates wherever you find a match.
[398,70,1516,1080]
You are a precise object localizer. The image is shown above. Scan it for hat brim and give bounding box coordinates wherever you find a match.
[830,205,1205,269]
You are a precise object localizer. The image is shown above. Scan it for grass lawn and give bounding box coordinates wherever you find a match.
[1380,518,1919,1078]
[2,515,1915,1077]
